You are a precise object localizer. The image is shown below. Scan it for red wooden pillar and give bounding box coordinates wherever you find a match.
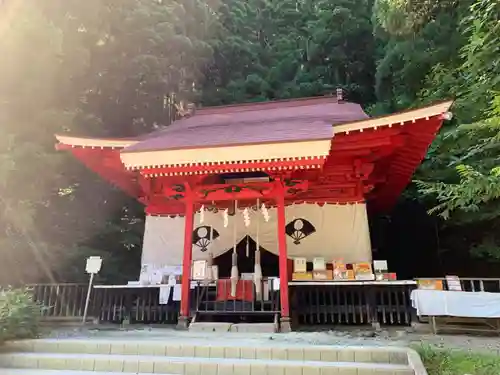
[276,192,291,332]
[177,198,194,329]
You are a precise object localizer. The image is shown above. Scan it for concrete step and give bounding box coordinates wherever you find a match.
[0,352,414,374]
[3,339,409,365]
[0,370,163,375]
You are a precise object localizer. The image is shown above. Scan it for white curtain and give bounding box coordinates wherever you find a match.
[141,203,372,270]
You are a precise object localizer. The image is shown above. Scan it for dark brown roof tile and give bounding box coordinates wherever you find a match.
[125,97,367,152]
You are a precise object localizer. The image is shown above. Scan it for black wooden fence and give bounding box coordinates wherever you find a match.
[92,286,180,324]
[27,284,89,319]
[290,283,416,326]
[24,278,500,327]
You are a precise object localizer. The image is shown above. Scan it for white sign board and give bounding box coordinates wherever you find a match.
[85,256,102,274]
[445,275,462,291]
[373,260,388,272]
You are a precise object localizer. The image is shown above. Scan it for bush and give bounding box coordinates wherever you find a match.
[0,288,41,343]
[416,345,500,375]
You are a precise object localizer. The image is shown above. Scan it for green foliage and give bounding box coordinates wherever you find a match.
[0,0,220,284]
[1,0,500,277]
[373,0,500,259]
[202,0,376,105]
[0,0,383,282]
[415,165,500,220]
[417,345,500,375]
[0,289,41,343]
[373,0,459,36]
[373,0,465,111]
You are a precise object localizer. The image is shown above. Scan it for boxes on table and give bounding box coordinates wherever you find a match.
[354,262,375,281]
[313,257,326,271]
[385,272,397,280]
[294,257,307,273]
[332,260,358,281]
[292,257,313,281]
[333,260,348,280]
[292,272,313,281]
[313,270,333,280]
[373,260,388,281]
[311,258,331,280]
[417,279,443,290]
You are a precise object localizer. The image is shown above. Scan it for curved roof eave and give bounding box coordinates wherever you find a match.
[334,100,454,135]
[55,134,138,149]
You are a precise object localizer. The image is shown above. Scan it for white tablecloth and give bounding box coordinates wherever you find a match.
[411,289,500,318]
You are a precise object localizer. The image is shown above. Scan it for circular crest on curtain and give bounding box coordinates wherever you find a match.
[192,225,220,252]
[285,218,316,244]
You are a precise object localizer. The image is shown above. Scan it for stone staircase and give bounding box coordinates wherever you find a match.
[0,337,427,374]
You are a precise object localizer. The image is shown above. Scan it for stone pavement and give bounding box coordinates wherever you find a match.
[42,325,500,354]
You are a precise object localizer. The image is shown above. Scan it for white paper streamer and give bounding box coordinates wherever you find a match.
[261,203,270,222]
[223,208,229,228]
[199,205,205,224]
[243,207,250,227]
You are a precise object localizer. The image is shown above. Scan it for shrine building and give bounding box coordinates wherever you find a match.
[55,95,453,331]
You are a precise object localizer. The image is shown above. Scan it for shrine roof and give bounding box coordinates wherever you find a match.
[125,97,368,152]
[54,98,454,212]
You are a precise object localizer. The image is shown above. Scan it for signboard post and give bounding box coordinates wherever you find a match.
[82,256,102,325]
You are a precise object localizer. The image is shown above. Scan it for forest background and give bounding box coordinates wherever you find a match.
[0,0,498,284]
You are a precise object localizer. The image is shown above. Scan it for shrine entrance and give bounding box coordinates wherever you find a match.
[189,197,285,329]
[214,237,279,278]
[190,237,281,325]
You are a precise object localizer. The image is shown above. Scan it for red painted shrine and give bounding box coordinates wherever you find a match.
[55,96,453,330]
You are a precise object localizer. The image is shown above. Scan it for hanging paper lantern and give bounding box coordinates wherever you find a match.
[199,205,205,224]
[261,203,270,222]
[223,208,229,228]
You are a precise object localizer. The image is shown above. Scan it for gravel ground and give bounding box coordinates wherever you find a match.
[41,325,500,355]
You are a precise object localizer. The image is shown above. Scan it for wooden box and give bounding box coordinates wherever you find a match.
[313,257,326,271]
[354,262,374,280]
[293,257,307,273]
[292,272,313,281]
[346,270,355,280]
[313,270,333,280]
[417,279,443,290]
